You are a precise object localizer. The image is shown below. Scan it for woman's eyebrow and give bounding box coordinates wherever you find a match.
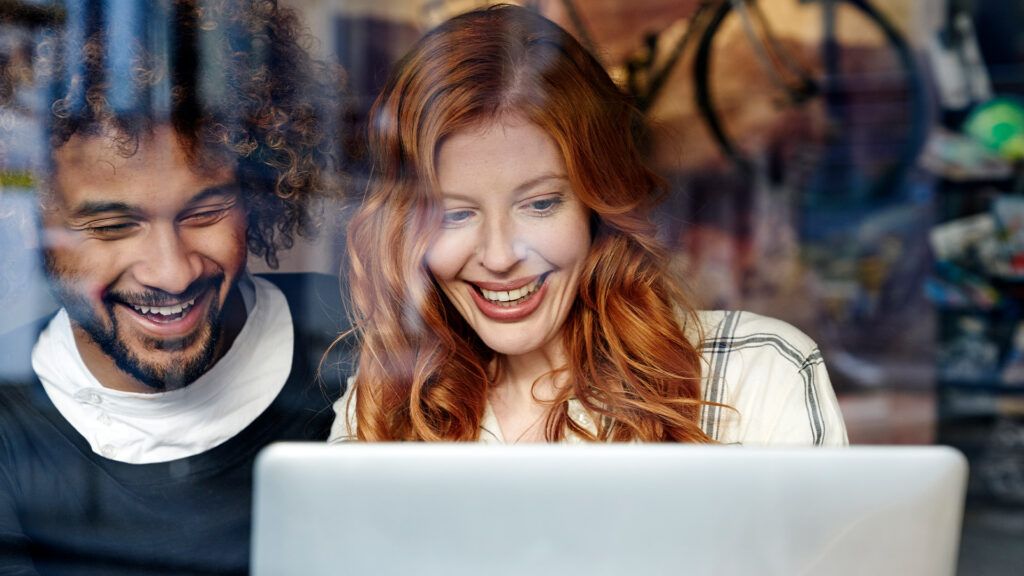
[439,174,568,202]
[512,173,568,195]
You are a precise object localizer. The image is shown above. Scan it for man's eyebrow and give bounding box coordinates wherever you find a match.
[67,185,239,219]
[68,201,137,219]
[185,184,240,207]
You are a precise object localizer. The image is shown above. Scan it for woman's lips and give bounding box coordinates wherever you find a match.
[467,274,549,322]
[472,275,541,291]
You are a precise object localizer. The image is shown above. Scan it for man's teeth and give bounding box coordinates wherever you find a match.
[130,297,197,317]
[480,278,542,304]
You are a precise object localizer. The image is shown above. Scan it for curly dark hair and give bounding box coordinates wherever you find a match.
[32,0,344,268]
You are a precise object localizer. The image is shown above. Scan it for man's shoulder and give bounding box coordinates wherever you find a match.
[256,272,354,390]
[0,319,54,446]
[258,271,339,296]
[0,316,51,387]
[257,272,346,331]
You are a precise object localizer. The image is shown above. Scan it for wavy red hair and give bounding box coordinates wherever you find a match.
[346,4,712,442]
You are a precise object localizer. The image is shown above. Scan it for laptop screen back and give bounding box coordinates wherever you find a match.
[252,444,966,576]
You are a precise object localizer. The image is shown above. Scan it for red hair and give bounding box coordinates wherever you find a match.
[346,5,712,442]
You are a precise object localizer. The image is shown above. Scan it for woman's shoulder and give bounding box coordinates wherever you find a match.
[327,377,357,443]
[693,310,847,446]
[693,310,824,402]
[695,310,820,359]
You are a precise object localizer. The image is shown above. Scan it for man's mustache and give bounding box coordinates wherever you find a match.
[105,275,224,308]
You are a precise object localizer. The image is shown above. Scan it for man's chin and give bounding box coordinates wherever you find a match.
[99,322,222,392]
[113,346,219,391]
[57,272,236,391]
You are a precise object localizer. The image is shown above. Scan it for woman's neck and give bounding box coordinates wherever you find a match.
[488,341,567,443]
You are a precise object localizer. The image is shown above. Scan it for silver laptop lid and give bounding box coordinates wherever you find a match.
[252,444,966,576]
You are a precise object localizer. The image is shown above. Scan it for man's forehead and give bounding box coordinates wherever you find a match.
[50,126,235,208]
[53,126,230,176]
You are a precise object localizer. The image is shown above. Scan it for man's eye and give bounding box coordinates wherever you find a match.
[86,222,138,238]
[442,209,474,227]
[182,207,231,225]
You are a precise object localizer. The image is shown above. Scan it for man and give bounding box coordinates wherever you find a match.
[0,1,350,574]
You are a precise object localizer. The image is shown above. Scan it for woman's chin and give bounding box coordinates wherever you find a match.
[477,331,556,360]
[486,343,540,358]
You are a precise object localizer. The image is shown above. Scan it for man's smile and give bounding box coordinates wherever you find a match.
[108,280,221,340]
[116,292,207,335]
[125,297,198,320]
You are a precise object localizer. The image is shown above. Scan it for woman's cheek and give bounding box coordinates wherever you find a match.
[424,230,471,280]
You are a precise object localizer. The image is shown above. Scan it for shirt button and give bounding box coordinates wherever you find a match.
[100,445,117,458]
[97,413,112,426]
[73,390,90,403]
[75,391,102,405]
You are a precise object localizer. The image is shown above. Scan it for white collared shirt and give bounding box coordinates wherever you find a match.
[32,275,294,464]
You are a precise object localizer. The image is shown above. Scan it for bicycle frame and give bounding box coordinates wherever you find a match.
[438,0,929,197]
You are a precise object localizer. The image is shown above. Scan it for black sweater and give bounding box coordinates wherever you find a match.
[0,273,352,576]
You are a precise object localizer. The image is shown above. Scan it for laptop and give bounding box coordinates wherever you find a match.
[252,444,967,576]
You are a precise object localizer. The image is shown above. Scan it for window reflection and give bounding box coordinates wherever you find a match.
[1,0,1022,574]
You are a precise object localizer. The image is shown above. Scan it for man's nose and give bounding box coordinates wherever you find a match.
[478,217,526,273]
[130,224,203,294]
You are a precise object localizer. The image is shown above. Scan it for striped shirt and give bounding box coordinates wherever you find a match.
[329,310,848,446]
[693,310,846,446]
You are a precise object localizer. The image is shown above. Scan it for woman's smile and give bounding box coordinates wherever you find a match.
[466,272,551,321]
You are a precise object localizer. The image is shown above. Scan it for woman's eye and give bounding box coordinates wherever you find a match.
[442,209,474,226]
[526,196,563,214]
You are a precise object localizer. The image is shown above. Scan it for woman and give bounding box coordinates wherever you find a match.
[331,5,846,445]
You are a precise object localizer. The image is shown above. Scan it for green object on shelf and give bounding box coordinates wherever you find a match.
[0,171,34,188]
[964,97,1024,161]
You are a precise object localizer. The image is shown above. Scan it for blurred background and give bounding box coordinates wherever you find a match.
[2,0,1023,573]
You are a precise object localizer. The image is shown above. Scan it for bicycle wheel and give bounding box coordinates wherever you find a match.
[693,0,928,200]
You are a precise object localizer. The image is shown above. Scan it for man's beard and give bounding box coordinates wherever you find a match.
[44,256,229,391]
[88,290,223,391]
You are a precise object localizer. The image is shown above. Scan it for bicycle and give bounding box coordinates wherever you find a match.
[420,0,930,200]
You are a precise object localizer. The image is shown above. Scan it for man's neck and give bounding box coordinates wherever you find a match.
[215,283,248,365]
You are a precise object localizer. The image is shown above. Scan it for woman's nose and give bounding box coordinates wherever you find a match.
[478,217,526,273]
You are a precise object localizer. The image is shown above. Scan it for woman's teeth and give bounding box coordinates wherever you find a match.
[479,277,543,305]
[130,297,197,317]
